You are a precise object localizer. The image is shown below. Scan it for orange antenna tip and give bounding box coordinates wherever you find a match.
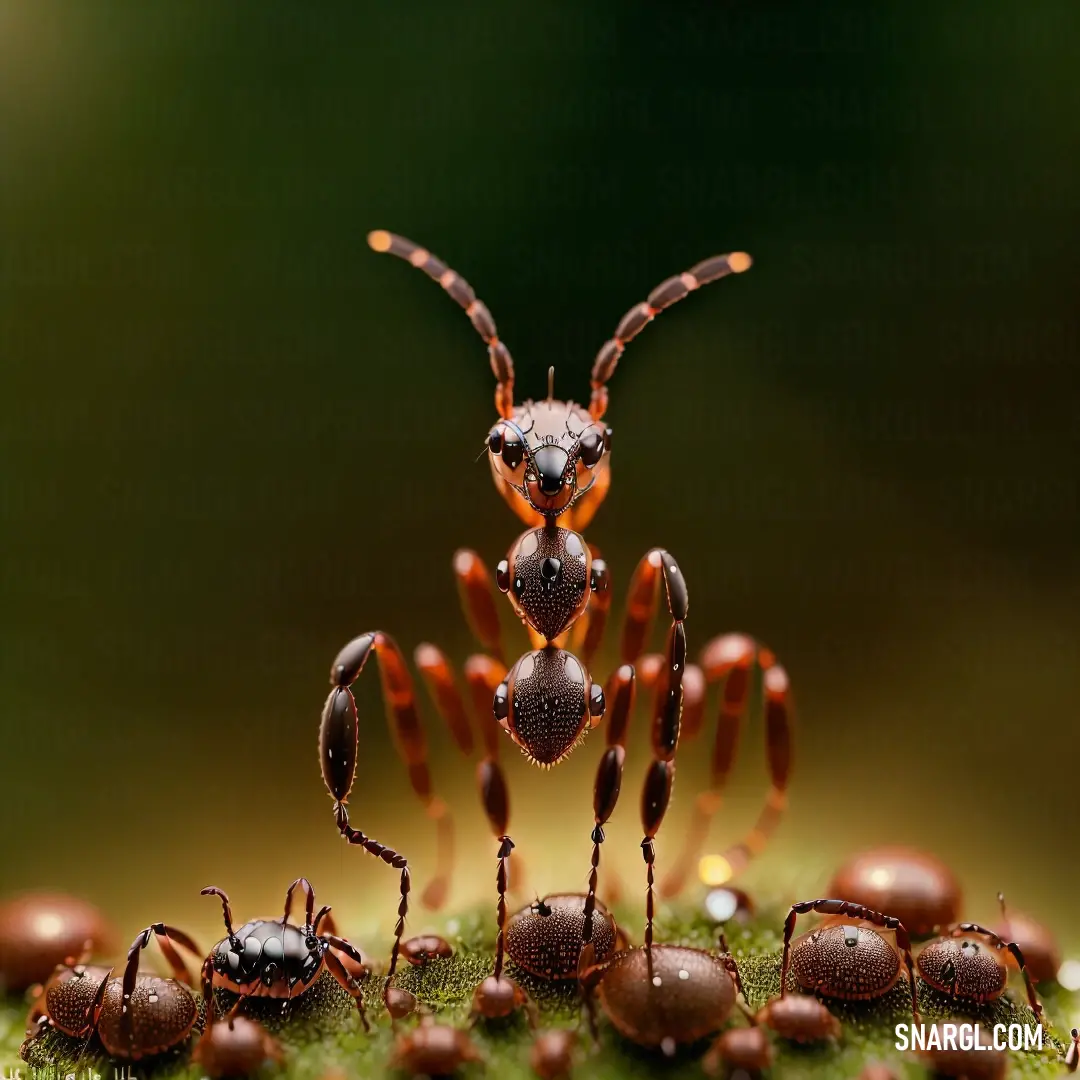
[729,252,752,273]
[367,230,392,253]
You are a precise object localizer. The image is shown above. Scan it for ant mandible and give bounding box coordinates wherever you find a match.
[318,230,795,1014]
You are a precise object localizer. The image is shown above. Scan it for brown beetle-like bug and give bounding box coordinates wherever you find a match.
[756,995,841,1043]
[0,893,117,994]
[200,878,371,1030]
[530,1028,577,1080]
[388,1018,482,1076]
[24,923,203,1061]
[827,847,962,937]
[579,937,744,1056]
[702,1022,773,1075]
[916,920,1042,1017]
[401,934,453,967]
[320,231,795,1011]
[506,894,617,980]
[780,899,920,1021]
[191,1017,284,1078]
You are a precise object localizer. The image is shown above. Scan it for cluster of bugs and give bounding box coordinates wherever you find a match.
[10,232,1074,1077]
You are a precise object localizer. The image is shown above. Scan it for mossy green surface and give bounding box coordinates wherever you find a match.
[4,898,1073,1079]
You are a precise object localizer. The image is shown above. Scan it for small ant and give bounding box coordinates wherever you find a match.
[318,231,795,1004]
[779,898,921,1021]
[200,878,370,1029]
[24,922,203,1061]
[916,918,1042,1018]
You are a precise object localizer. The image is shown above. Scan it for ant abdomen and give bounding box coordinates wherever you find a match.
[494,647,603,767]
[497,523,592,641]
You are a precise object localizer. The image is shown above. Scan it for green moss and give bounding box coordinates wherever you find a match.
[4,899,1074,1079]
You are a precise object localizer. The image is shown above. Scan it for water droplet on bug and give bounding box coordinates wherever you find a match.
[651,975,662,987]
[678,969,689,980]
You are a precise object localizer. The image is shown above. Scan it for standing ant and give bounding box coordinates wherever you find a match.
[318,230,794,1013]
[779,898,921,1021]
[200,878,371,1030]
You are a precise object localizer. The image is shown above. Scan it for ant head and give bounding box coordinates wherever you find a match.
[486,376,611,519]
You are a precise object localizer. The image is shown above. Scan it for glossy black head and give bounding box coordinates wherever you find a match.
[487,399,611,518]
[211,920,324,994]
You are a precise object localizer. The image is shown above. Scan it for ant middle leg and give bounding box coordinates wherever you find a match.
[660,633,794,897]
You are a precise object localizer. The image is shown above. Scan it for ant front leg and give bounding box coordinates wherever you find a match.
[661,633,794,897]
[780,900,919,1022]
[321,632,433,1011]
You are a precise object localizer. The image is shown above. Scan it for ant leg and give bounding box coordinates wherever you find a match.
[321,637,417,1014]
[323,630,450,919]
[947,922,1042,1018]
[313,906,334,934]
[661,634,793,897]
[201,887,238,940]
[283,877,316,927]
[476,756,514,979]
[200,956,217,1030]
[571,553,611,670]
[581,665,634,956]
[588,250,751,420]
[367,230,515,418]
[464,653,529,899]
[576,943,610,1041]
[414,643,475,755]
[119,924,202,1047]
[70,969,112,1076]
[618,548,688,667]
[781,900,919,1022]
[453,549,505,664]
[322,941,370,1033]
[628,550,688,951]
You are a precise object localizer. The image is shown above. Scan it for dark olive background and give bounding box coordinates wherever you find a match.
[3,3,1078,953]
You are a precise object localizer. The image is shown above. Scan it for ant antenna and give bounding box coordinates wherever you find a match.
[368,230,516,419]
[547,366,555,404]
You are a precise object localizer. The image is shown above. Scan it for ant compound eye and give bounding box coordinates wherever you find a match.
[488,428,503,455]
[501,432,525,470]
[579,431,604,468]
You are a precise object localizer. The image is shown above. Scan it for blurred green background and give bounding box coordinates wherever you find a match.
[2,2,1078,955]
